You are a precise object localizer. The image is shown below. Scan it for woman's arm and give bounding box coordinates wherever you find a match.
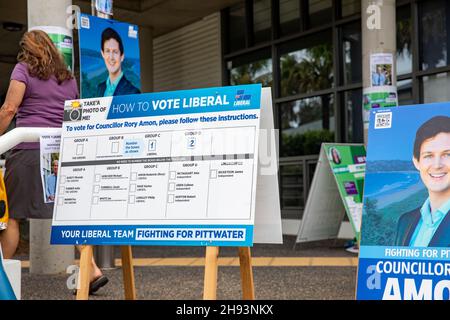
[0,80,25,135]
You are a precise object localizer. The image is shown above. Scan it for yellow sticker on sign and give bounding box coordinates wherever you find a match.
[0,172,9,230]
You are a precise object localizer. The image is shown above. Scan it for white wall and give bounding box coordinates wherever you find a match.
[153,13,222,92]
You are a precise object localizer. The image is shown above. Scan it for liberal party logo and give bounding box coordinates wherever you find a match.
[234,90,251,106]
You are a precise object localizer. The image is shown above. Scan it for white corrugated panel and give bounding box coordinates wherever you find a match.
[153,13,222,92]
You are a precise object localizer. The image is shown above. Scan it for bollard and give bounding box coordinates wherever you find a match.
[3,259,21,299]
[29,219,74,274]
[94,246,116,269]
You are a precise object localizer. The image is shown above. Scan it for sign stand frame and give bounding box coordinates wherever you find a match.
[75,245,254,300]
[203,246,254,300]
[75,245,136,300]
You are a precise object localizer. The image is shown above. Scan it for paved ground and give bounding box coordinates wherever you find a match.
[22,265,357,300]
[15,236,359,300]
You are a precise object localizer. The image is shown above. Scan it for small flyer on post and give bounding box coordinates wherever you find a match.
[370,53,394,87]
[362,86,398,124]
[40,134,61,204]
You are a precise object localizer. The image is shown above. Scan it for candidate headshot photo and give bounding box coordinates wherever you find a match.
[371,65,386,86]
[43,155,59,204]
[78,14,141,98]
[96,27,140,97]
[395,115,450,247]
[329,147,342,165]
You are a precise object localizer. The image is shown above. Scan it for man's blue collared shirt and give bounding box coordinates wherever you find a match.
[372,72,386,86]
[46,174,57,199]
[409,197,450,247]
[103,72,123,97]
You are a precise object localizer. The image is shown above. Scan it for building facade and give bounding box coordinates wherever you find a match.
[153,0,450,235]
[1,0,450,236]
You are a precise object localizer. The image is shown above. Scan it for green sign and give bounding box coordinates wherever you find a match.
[48,33,73,71]
[363,86,398,125]
[29,26,73,72]
[323,143,366,240]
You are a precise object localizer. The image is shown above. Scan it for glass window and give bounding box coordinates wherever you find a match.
[308,0,332,28]
[229,50,273,87]
[397,79,413,106]
[422,72,450,103]
[419,0,449,70]
[280,164,304,211]
[341,0,361,18]
[344,90,363,143]
[397,6,412,76]
[280,95,335,157]
[279,0,301,36]
[342,22,362,85]
[253,0,272,43]
[280,32,333,97]
[227,3,246,53]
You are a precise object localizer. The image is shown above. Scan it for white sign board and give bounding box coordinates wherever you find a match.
[296,145,345,243]
[51,84,281,246]
[253,88,282,244]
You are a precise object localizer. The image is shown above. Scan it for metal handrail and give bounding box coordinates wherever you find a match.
[0,127,62,155]
[279,154,319,165]
[0,127,115,268]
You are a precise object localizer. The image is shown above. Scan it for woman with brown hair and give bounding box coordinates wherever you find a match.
[0,30,107,294]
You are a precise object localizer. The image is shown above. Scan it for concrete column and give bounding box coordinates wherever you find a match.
[27,0,74,274]
[139,26,154,93]
[362,0,397,144]
[27,0,72,29]
[29,220,74,274]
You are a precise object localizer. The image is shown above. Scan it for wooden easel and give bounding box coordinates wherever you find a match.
[203,246,255,300]
[75,244,254,300]
[75,245,136,300]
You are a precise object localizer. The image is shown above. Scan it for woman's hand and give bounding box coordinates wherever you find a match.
[0,80,25,135]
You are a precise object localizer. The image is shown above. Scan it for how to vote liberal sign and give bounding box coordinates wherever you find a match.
[356,103,450,300]
[51,84,262,247]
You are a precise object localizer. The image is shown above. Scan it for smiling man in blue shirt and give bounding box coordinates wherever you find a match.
[395,116,450,247]
[45,159,58,202]
[96,28,140,97]
[372,66,387,86]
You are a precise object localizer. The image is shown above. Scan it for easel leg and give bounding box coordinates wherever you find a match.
[76,245,93,300]
[120,245,136,300]
[238,247,255,300]
[203,246,219,300]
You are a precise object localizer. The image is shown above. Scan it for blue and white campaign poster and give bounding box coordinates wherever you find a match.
[95,0,113,16]
[78,13,140,99]
[356,103,450,300]
[50,84,262,247]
